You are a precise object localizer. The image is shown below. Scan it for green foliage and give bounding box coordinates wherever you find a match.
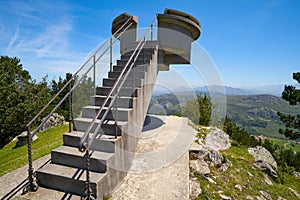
[182,93,212,126]
[278,72,300,140]
[50,73,73,119]
[223,117,259,147]
[0,56,51,147]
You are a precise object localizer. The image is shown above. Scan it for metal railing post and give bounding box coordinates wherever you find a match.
[24,127,38,193]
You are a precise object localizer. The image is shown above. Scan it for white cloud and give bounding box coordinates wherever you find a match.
[6,25,19,51]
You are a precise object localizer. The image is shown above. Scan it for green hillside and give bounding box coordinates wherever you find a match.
[226,94,300,138]
[150,93,300,139]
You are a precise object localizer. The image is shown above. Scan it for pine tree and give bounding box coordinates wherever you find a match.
[277,72,300,140]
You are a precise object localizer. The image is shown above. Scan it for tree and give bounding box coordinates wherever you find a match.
[182,93,212,126]
[277,72,300,140]
[0,56,51,147]
[50,73,73,119]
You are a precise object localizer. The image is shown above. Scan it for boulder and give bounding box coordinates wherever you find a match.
[248,146,277,169]
[16,131,38,147]
[190,159,210,175]
[40,113,65,131]
[248,146,277,177]
[208,149,223,167]
[204,128,231,151]
[254,161,277,178]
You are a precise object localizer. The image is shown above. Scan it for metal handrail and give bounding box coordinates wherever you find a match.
[79,15,158,151]
[24,16,133,193]
[26,17,133,136]
[79,15,158,199]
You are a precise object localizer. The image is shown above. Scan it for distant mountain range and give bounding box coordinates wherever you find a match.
[152,84,286,96]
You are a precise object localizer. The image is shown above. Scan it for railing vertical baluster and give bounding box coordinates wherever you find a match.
[110,38,113,72]
[93,55,96,95]
[115,83,118,139]
[68,82,72,132]
[151,24,153,41]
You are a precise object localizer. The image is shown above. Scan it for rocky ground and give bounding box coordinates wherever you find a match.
[188,127,300,200]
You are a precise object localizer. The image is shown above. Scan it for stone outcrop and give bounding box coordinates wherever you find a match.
[40,113,65,132]
[189,177,202,199]
[248,146,277,177]
[208,149,223,167]
[204,128,231,151]
[189,127,232,199]
[190,159,210,175]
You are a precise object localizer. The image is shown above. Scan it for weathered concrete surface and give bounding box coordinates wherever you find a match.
[111,115,196,200]
[1,115,196,200]
[0,155,51,199]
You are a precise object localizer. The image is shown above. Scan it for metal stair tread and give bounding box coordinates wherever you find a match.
[37,162,105,182]
[52,145,114,160]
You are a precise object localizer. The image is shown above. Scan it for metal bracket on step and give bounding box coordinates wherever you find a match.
[81,149,96,200]
[22,172,38,194]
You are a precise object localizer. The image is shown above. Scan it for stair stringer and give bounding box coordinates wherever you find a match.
[96,45,159,198]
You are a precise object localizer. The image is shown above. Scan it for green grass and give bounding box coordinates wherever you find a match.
[195,145,300,200]
[0,125,68,177]
[268,138,300,152]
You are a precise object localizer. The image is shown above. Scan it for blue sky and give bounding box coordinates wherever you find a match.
[0,0,299,88]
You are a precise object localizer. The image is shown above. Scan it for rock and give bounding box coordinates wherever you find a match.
[254,161,277,178]
[256,196,267,200]
[248,146,277,177]
[204,128,231,151]
[190,149,209,160]
[293,171,300,179]
[219,162,231,172]
[234,184,243,192]
[204,176,217,184]
[277,197,286,200]
[190,159,210,175]
[40,113,65,132]
[15,131,38,147]
[248,146,277,169]
[263,174,272,186]
[259,190,272,200]
[219,194,232,200]
[189,177,201,199]
[246,195,254,200]
[288,187,300,199]
[248,172,254,177]
[208,149,223,167]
